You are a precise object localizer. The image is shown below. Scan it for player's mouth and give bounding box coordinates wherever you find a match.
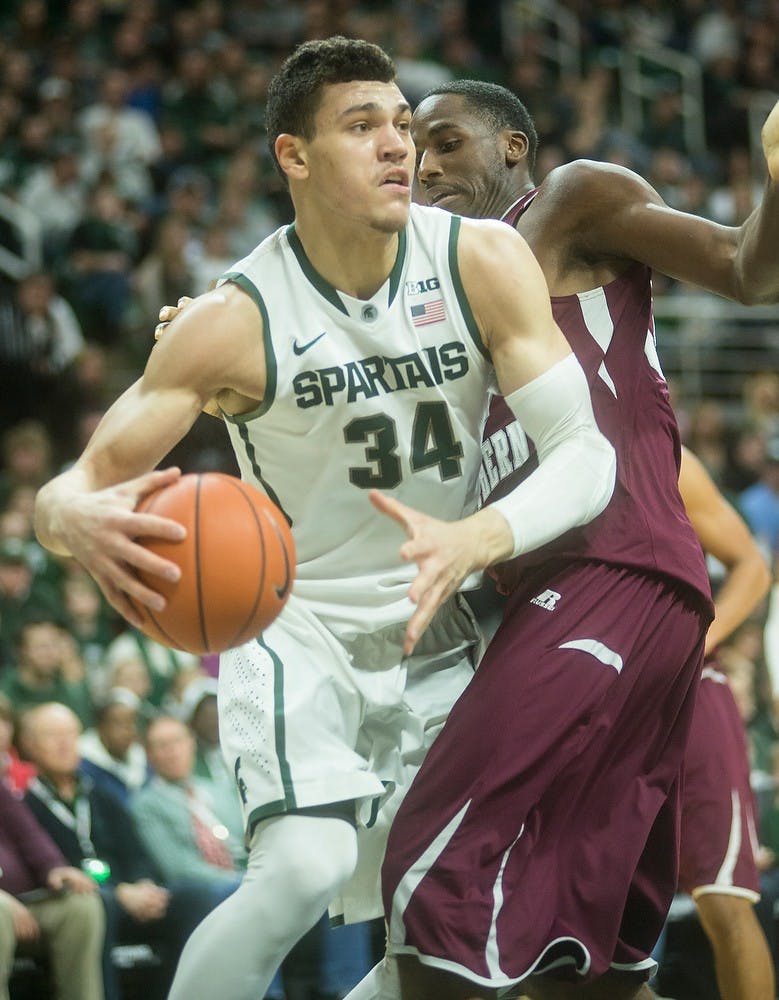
[381,170,410,191]
[425,187,460,207]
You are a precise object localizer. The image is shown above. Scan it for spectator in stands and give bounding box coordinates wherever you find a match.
[0,551,62,670]
[21,702,225,1000]
[0,694,35,794]
[740,437,779,563]
[104,627,199,709]
[0,617,93,728]
[132,714,244,894]
[79,67,161,206]
[0,421,53,510]
[17,136,88,262]
[182,676,224,781]
[80,687,150,805]
[62,180,138,345]
[0,779,104,1000]
[61,569,116,678]
[743,372,779,440]
[131,213,197,341]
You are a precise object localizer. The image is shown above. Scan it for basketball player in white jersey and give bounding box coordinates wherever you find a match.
[33,38,616,1000]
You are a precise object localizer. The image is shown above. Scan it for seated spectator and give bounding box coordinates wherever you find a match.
[132,714,244,893]
[61,568,117,678]
[0,694,35,794]
[0,779,104,1000]
[0,420,53,510]
[0,540,62,664]
[104,628,199,708]
[20,702,221,1000]
[61,181,138,345]
[80,688,150,805]
[740,437,779,564]
[179,675,245,833]
[0,616,93,728]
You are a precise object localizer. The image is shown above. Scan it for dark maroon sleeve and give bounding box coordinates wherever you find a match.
[0,782,67,895]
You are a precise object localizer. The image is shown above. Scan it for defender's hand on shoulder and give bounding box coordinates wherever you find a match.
[762,99,779,182]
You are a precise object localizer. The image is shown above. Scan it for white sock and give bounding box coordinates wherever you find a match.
[168,813,358,1000]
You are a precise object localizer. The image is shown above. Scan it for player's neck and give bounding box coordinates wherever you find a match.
[496,181,536,221]
[293,215,401,300]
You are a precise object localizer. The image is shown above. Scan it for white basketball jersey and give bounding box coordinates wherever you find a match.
[219,204,496,634]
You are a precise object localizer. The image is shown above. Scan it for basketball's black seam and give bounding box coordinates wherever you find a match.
[195,475,208,652]
[143,601,185,650]
[270,518,292,600]
[227,478,268,647]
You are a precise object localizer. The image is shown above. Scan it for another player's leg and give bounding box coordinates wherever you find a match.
[521,971,658,999]
[168,811,358,1000]
[694,892,774,1000]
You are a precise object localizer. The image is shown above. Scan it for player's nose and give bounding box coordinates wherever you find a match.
[417,149,441,183]
[380,124,410,160]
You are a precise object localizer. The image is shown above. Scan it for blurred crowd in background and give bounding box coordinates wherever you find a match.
[0,1,778,998]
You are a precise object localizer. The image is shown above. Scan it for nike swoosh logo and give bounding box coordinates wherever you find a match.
[266,516,292,601]
[293,332,326,355]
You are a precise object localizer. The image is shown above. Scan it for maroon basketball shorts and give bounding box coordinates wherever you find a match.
[382,560,709,990]
[678,663,760,901]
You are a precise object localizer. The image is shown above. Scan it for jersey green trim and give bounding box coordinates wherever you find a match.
[219,272,276,420]
[260,635,296,811]
[234,424,291,524]
[448,216,490,361]
[287,224,407,313]
[387,227,407,307]
[286,225,349,314]
[247,799,289,837]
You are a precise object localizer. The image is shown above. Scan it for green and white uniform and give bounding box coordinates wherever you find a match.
[217,204,494,921]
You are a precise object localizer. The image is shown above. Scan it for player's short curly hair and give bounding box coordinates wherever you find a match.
[420,80,539,174]
[266,36,397,178]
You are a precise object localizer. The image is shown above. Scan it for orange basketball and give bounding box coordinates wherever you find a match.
[132,473,295,655]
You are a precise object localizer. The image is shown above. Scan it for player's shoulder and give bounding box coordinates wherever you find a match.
[457,213,534,261]
[537,159,659,213]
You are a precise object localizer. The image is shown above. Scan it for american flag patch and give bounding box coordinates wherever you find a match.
[410,299,446,327]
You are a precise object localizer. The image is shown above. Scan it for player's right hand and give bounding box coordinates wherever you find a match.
[49,468,186,627]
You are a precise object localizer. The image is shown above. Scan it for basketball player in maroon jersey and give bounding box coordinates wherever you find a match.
[673,446,772,1000]
[361,83,779,1000]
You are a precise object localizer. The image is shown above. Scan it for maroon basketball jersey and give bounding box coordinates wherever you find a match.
[484,194,712,607]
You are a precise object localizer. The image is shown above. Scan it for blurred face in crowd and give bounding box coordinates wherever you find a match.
[146,717,195,783]
[98,703,139,760]
[18,622,64,682]
[191,694,219,747]
[21,703,82,780]
[0,556,33,600]
[110,658,152,700]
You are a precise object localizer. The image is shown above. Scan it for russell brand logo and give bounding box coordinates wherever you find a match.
[530,589,562,611]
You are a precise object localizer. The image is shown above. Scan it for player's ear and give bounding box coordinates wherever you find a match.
[275,134,309,181]
[505,131,529,168]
